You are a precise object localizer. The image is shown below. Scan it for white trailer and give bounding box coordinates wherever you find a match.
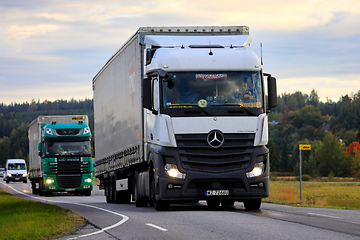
[93,26,277,210]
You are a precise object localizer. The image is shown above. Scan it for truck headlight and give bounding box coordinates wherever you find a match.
[7,172,12,177]
[45,128,53,135]
[22,172,28,177]
[45,179,54,184]
[246,162,265,178]
[164,164,186,179]
[84,178,92,183]
[83,127,90,134]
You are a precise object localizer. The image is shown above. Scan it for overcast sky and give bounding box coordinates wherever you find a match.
[1,0,359,104]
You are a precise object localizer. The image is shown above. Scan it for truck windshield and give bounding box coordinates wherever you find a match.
[162,71,263,109]
[46,141,91,157]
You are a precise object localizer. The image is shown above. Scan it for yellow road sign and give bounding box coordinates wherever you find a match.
[299,144,311,150]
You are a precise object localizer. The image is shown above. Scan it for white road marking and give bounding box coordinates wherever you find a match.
[146,223,169,232]
[308,213,342,219]
[0,183,129,239]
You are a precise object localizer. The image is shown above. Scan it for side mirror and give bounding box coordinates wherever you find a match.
[142,77,152,110]
[38,151,42,157]
[267,76,277,109]
[38,142,42,152]
[158,69,173,82]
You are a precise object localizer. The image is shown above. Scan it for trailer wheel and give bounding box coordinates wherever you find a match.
[31,181,39,194]
[105,178,111,203]
[243,198,261,210]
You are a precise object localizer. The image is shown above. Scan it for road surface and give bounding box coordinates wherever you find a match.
[1,181,359,240]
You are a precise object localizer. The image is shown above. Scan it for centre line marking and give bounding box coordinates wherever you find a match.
[146,223,168,232]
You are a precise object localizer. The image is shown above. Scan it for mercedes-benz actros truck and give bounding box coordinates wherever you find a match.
[93,26,277,210]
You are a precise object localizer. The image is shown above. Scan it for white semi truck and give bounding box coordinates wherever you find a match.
[92,26,277,210]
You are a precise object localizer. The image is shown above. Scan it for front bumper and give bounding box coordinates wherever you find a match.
[157,170,269,201]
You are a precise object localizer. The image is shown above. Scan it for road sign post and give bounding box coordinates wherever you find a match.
[299,144,311,203]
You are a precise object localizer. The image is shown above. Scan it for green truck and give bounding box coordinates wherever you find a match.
[29,115,93,196]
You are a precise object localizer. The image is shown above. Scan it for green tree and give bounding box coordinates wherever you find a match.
[10,123,29,162]
[267,139,281,172]
[0,137,11,167]
[315,132,348,177]
[307,89,319,108]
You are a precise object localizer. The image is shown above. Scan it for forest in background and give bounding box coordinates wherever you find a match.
[0,90,359,179]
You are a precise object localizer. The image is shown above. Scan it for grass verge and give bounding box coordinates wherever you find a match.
[0,187,86,240]
[264,181,360,210]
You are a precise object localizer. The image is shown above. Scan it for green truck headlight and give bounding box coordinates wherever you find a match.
[84,178,92,183]
[45,179,54,184]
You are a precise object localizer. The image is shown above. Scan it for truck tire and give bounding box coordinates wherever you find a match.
[150,180,170,211]
[133,172,148,207]
[31,181,39,194]
[83,190,91,196]
[243,199,261,210]
[39,180,44,196]
[221,200,235,207]
[206,200,220,208]
[105,178,112,203]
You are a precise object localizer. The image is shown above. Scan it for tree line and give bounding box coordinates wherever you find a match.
[0,98,93,167]
[0,91,359,179]
[268,90,360,179]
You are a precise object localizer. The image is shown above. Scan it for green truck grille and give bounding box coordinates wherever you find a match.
[49,159,90,174]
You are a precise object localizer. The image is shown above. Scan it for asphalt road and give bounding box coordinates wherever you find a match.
[1,181,360,240]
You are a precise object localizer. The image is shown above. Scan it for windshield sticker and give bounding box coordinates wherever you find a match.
[195,74,227,80]
[198,99,207,108]
[240,102,262,108]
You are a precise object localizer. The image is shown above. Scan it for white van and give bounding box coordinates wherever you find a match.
[4,159,28,183]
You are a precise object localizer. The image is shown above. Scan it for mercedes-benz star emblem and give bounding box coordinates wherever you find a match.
[207,130,224,148]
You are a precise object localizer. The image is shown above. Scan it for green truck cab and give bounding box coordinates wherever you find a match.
[29,115,93,196]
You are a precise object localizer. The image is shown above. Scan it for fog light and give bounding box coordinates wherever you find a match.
[45,179,54,184]
[167,183,174,189]
[49,186,56,190]
[84,185,91,189]
[258,182,264,187]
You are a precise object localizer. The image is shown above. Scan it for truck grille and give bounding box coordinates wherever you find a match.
[175,133,255,173]
[49,158,90,174]
[57,174,82,188]
[54,129,81,136]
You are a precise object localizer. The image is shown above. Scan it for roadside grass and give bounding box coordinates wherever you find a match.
[264,180,360,210]
[0,188,86,240]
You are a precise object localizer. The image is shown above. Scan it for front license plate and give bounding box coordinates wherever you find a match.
[15,178,20,181]
[205,190,229,196]
[65,188,75,192]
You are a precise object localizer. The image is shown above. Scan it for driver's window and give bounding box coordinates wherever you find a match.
[152,78,159,111]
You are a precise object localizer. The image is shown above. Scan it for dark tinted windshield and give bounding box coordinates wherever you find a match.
[162,71,263,109]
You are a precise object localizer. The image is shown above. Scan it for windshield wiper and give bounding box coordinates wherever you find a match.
[214,104,257,116]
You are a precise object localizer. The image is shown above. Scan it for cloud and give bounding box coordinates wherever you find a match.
[0,0,359,104]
